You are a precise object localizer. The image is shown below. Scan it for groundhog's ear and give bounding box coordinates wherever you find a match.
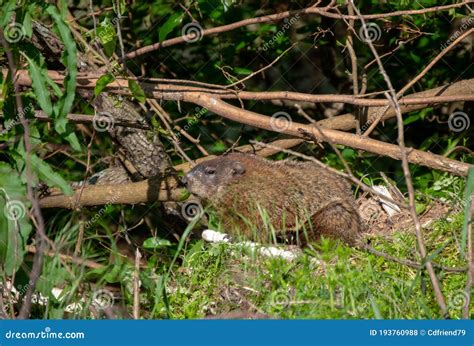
[232,162,246,175]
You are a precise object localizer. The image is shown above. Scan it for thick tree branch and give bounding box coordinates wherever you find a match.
[11,70,474,108]
[184,93,471,176]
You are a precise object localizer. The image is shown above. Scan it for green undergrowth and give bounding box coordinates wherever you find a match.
[12,209,471,320]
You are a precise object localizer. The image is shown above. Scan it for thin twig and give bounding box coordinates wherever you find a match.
[133,248,141,320]
[345,2,359,95]
[398,28,474,97]
[11,69,474,107]
[224,44,296,89]
[124,1,472,59]
[351,0,449,318]
[26,245,103,270]
[463,195,473,318]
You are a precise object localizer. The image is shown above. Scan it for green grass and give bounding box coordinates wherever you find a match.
[11,208,471,320]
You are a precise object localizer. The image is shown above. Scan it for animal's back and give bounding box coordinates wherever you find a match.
[204,153,362,245]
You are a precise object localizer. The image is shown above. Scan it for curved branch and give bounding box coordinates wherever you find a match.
[11,69,474,108]
[183,93,471,176]
[125,1,473,59]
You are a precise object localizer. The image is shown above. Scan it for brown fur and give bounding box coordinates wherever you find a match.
[184,153,362,246]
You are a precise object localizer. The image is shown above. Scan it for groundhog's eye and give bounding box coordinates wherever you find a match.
[204,167,216,175]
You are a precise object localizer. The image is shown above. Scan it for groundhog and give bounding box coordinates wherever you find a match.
[183,152,362,246]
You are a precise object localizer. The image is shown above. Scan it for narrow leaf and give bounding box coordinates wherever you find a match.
[30,154,73,196]
[22,53,53,116]
[0,0,15,27]
[95,73,116,96]
[159,12,183,42]
[22,11,33,38]
[128,79,146,103]
[46,5,77,120]
[0,163,32,275]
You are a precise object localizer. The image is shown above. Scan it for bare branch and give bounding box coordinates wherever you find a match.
[124,2,473,59]
[351,0,449,317]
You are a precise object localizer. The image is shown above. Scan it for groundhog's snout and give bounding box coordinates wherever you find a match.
[182,171,194,187]
[183,169,201,190]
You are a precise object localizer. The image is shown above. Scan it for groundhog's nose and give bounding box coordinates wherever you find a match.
[182,171,194,187]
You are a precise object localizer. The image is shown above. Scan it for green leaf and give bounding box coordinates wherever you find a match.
[54,117,68,134]
[0,163,32,275]
[415,203,426,214]
[30,154,73,196]
[46,5,77,120]
[210,141,227,153]
[22,11,33,38]
[128,79,146,103]
[113,0,127,16]
[95,73,116,97]
[96,19,117,57]
[159,12,183,42]
[0,0,16,27]
[53,118,81,152]
[233,67,253,75]
[46,5,79,152]
[22,53,53,116]
[64,131,82,152]
[403,113,420,125]
[143,237,173,249]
